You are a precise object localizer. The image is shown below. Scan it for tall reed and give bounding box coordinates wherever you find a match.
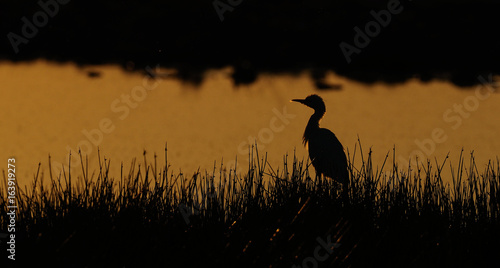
[1,142,499,267]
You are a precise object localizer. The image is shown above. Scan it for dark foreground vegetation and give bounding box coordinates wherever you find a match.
[1,143,500,267]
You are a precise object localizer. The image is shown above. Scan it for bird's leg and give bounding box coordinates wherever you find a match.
[341,180,349,203]
[316,173,322,190]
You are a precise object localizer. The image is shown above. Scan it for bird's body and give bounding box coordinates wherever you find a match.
[292,95,348,186]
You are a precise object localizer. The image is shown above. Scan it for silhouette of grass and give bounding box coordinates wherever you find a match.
[1,141,499,267]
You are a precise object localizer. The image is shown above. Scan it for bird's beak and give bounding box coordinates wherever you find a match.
[291,99,306,104]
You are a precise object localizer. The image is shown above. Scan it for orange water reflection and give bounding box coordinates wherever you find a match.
[1,60,498,185]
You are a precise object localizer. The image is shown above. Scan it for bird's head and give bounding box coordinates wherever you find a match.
[292,94,326,113]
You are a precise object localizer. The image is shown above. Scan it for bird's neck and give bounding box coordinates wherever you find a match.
[303,110,324,145]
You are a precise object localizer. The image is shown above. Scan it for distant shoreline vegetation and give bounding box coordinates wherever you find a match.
[2,1,500,87]
[1,144,499,266]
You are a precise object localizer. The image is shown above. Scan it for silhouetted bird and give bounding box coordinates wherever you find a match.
[292,94,349,188]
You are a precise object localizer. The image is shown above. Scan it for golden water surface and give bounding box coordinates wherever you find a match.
[1,60,499,185]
